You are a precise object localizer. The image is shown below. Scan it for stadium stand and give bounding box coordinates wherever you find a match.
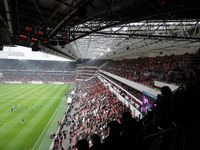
[0,59,76,83]
[49,52,200,150]
[75,60,106,81]
[66,77,131,148]
[100,54,188,86]
[75,65,97,81]
[60,66,200,150]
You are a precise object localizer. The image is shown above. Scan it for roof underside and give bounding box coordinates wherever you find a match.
[1,0,200,60]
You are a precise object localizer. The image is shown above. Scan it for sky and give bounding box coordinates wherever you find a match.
[0,46,71,61]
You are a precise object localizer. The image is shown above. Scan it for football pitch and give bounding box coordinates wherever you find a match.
[0,83,73,150]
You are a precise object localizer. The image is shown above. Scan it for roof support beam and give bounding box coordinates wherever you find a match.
[48,0,90,38]
[50,0,74,8]
[32,0,44,22]
[72,30,130,36]
[10,0,19,35]
[45,0,75,26]
[130,33,200,41]
[3,0,13,34]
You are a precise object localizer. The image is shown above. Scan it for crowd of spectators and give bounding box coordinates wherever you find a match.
[1,72,75,83]
[0,59,76,71]
[67,77,133,149]
[63,67,200,150]
[100,54,189,86]
[0,59,76,83]
[65,76,145,150]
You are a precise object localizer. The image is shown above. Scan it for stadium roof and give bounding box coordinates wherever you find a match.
[1,0,200,60]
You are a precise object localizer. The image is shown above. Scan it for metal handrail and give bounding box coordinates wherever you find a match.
[143,127,176,140]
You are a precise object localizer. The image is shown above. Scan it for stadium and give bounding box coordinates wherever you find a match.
[0,0,200,150]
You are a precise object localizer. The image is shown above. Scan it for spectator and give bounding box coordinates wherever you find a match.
[102,121,122,150]
[157,86,173,129]
[121,112,143,150]
[172,70,200,150]
[157,86,174,150]
[76,139,89,150]
[89,134,103,150]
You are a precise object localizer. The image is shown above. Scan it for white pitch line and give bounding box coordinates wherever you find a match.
[0,123,8,130]
[0,96,63,99]
[31,97,65,150]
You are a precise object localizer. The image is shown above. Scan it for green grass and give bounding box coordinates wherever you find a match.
[0,83,73,150]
